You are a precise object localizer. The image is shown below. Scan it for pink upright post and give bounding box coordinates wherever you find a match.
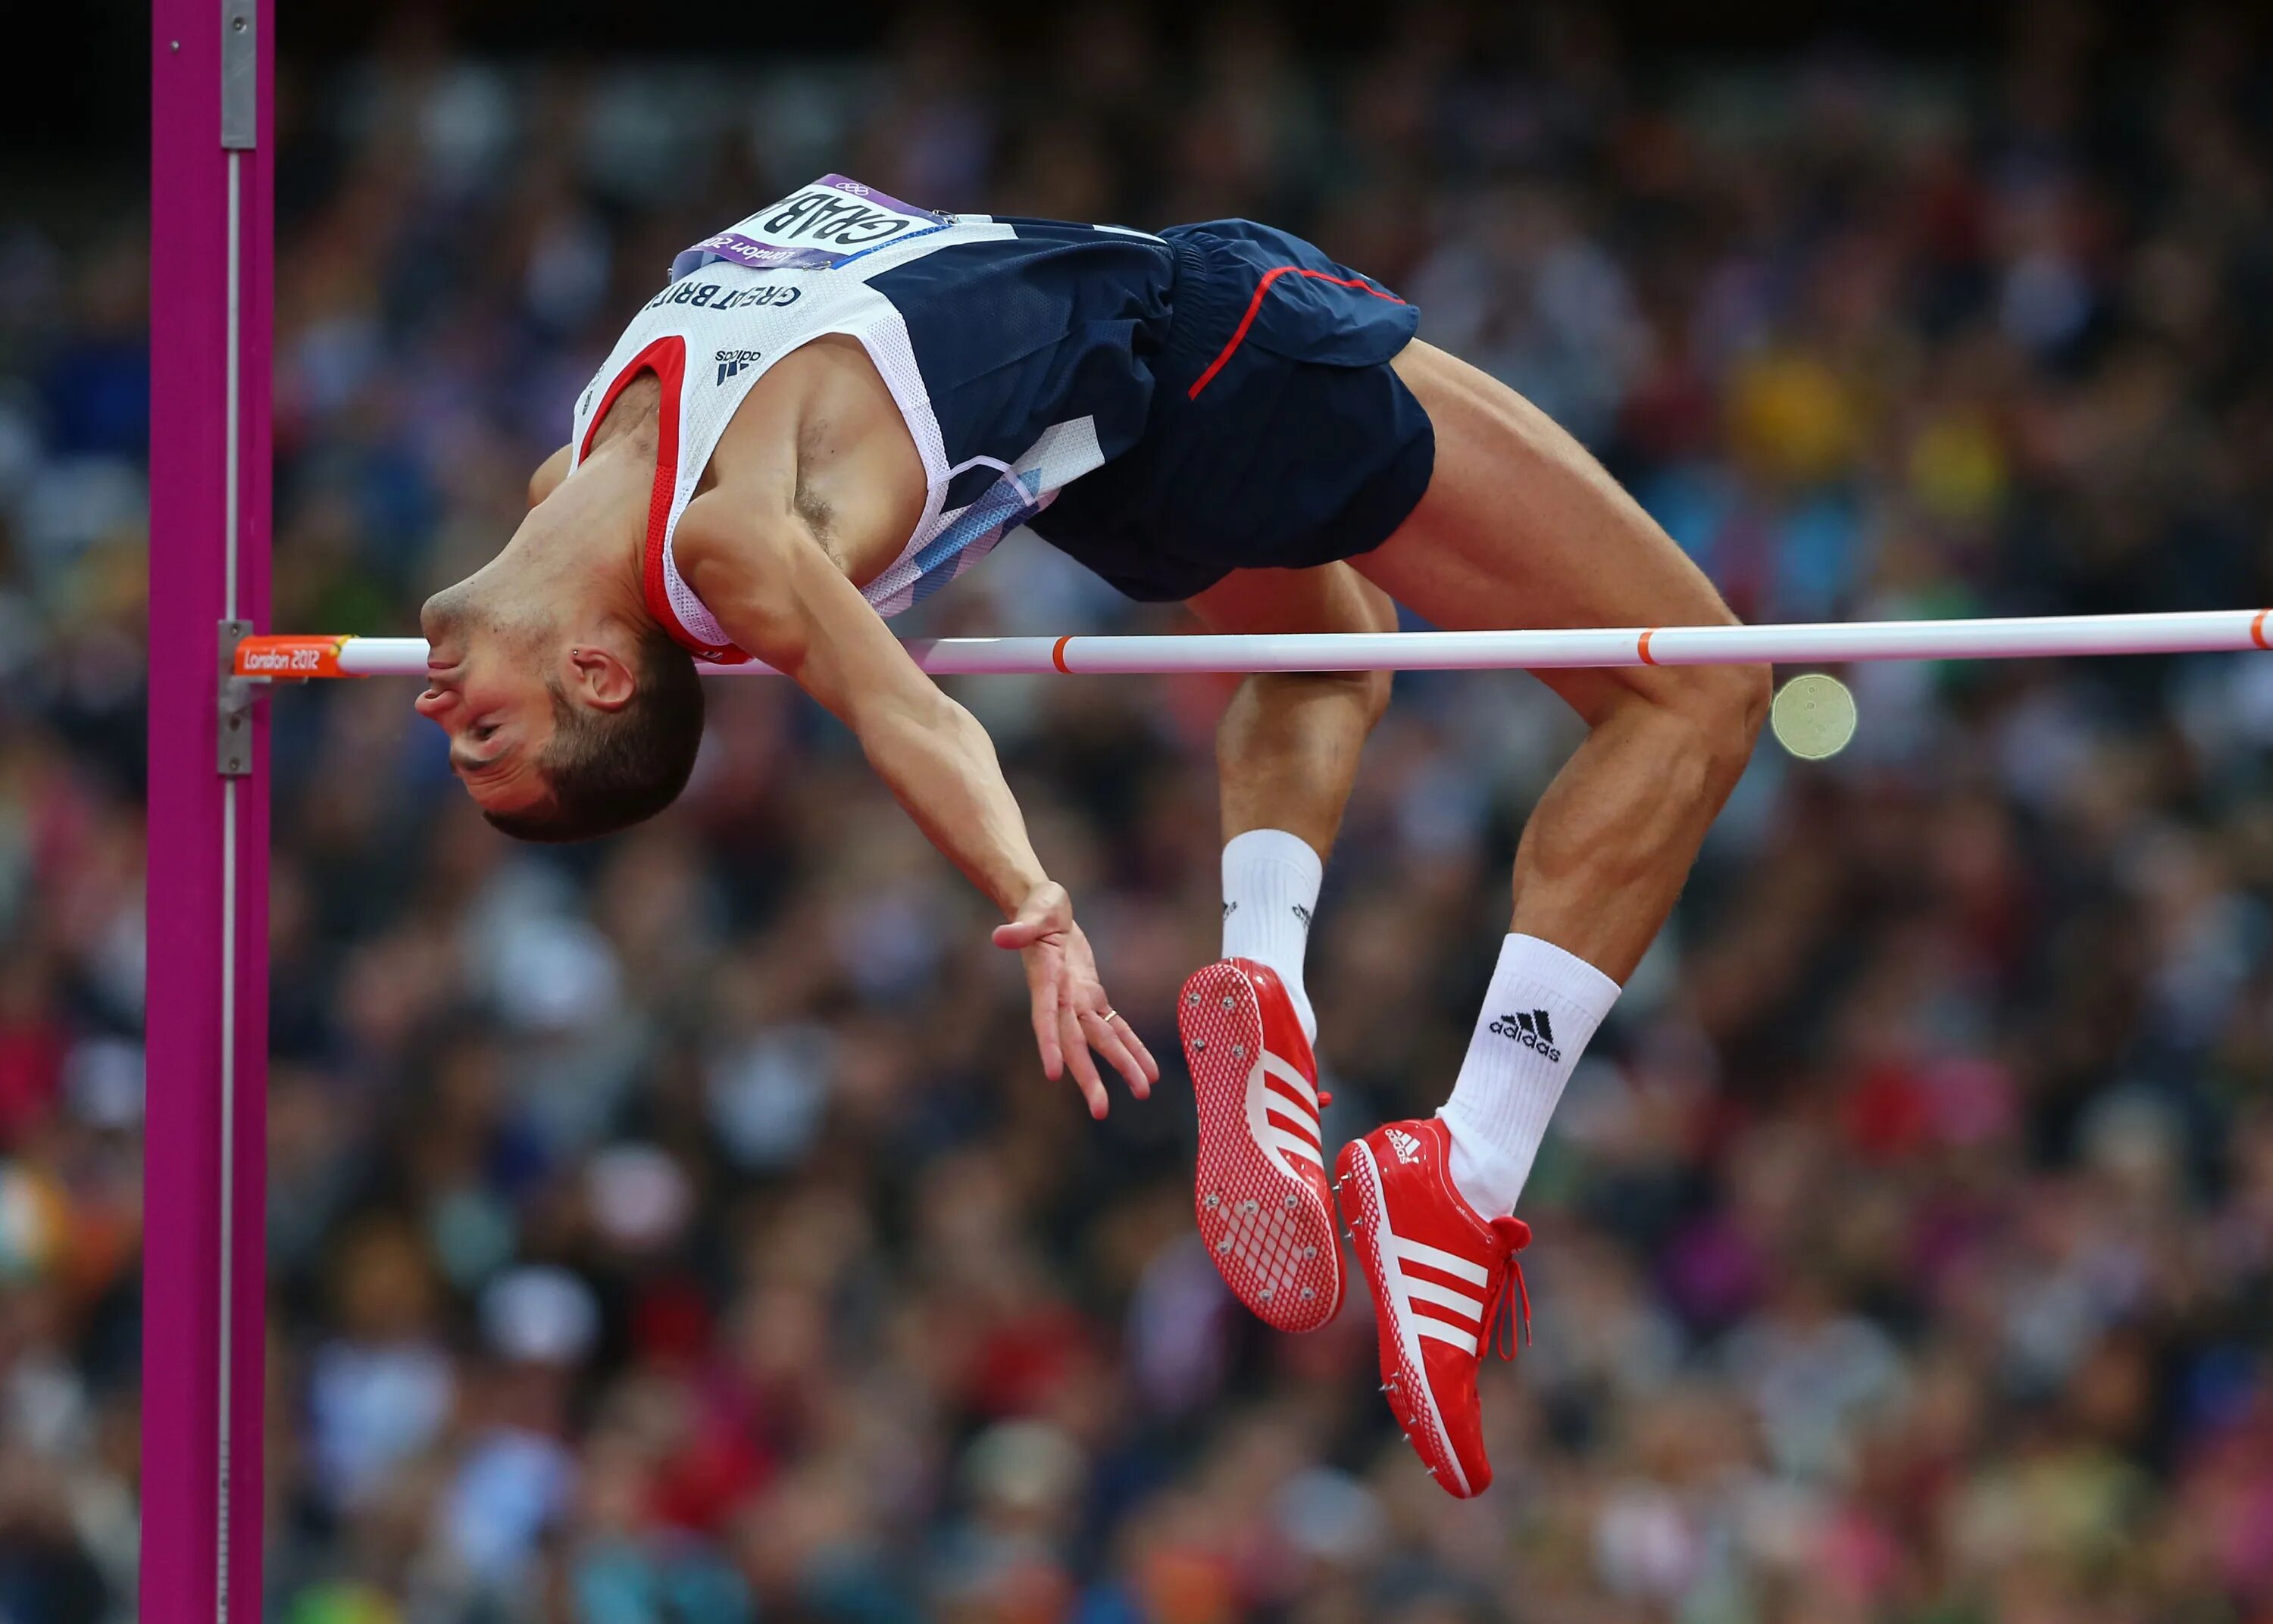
[146,0,272,1618]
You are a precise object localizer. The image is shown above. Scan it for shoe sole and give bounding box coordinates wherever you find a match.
[1336,1138,1474,1497]
[1180,962,1343,1333]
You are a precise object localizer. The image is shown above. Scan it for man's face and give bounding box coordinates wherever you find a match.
[414,582,561,816]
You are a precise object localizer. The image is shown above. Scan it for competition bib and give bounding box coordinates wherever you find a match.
[670,176,952,279]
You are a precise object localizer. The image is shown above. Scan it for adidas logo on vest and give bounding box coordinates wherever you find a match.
[714,348,763,385]
[1489,1008,1560,1063]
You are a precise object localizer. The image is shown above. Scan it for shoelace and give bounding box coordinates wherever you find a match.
[1484,1218,1534,1362]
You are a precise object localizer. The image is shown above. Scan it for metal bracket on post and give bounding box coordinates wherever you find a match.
[217,620,262,776]
[220,0,255,149]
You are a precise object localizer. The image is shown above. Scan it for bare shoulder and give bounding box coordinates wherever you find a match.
[708,333,890,481]
[707,333,927,586]
[527,444,572,508]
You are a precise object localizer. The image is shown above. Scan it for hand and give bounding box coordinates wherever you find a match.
[993,881,1160,1118]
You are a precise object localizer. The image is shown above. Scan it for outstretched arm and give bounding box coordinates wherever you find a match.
[674,498,1157,1115]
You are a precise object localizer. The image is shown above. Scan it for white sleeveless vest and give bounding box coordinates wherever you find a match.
[568,176,1106,663]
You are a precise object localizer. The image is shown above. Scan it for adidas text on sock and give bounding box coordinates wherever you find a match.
[1438,934,1621,1216]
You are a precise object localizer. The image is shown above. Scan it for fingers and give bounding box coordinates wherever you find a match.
[990,887,1146,1119]
[1117,1011,1161,1087]
[1027,954,1063,1083]
[1061,998,1108,1119]
[1082,1008,1154,1099]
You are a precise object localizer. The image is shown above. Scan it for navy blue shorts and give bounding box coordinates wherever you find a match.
[1030,220,1434,602]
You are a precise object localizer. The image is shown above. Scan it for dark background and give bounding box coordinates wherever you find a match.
[0,0,2110,180]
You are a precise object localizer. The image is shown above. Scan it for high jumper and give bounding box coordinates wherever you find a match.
[383,173,2256,1499]
[396,172,1756,1498]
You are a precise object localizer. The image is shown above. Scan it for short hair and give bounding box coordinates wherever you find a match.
[482,628,705,842]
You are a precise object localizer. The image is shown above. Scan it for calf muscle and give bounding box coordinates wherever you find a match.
[1190,565,1399,856]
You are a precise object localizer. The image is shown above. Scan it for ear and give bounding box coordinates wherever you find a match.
[565,639,639,712]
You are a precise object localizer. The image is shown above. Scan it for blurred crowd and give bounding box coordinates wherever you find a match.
[8,2,2273,1619]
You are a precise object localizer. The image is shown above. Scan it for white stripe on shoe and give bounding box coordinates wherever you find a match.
[1415,1320,1479,1356]
[1400,1276,1486,1320]
[1387,1235,1490,1286]
[1265,1124,1326,1166]
[1246,1048,1324,1180]
[1265,1107,1322,1154]
[1391,1242,1490,1354]
[1261,1051,1319,1113]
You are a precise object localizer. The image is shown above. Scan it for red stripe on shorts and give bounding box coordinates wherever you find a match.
[1187,266,1406,401]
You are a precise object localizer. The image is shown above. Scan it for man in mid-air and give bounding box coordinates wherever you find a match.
[417,176,1766,1497]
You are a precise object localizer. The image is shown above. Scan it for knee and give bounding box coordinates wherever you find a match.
[1330,667,1394,732]
[1229,668,1393,734]
[1681,662,1770,792]
[1300,666,1394,734]
[1355,668,1394,729]
[1622,662,1767,803]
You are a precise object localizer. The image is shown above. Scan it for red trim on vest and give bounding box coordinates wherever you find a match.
[1186,266,1407,401]
[581,336,752,666]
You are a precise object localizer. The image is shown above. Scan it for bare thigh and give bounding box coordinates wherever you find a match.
[1354,340,1740,724]
[1187,561,1399,638]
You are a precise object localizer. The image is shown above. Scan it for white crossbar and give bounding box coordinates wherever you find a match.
[309,609,2271,677]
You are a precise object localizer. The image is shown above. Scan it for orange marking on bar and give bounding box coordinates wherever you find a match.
[234,635,352,679]
[1637,628,1659,666]
[2253,609,2270,650]
[1052,635,1073,673]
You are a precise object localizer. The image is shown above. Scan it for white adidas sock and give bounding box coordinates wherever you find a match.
[1221,829,1322,1043]
[1439,934,1621,1217]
